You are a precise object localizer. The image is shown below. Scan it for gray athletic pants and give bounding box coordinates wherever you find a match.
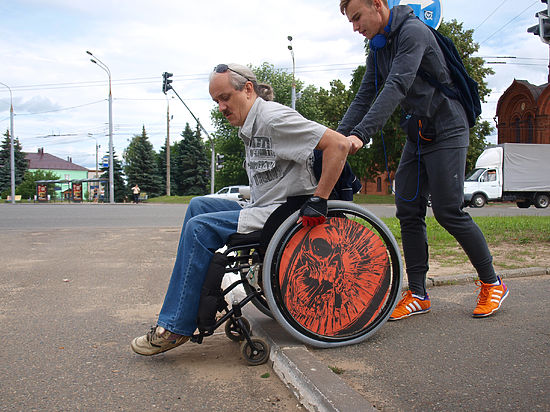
[395,146,497,297]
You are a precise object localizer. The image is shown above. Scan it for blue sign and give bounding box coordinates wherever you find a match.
[388,0,442,29]
[102,155,109,168]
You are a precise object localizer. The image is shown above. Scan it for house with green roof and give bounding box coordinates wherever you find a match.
[25,148,90,201]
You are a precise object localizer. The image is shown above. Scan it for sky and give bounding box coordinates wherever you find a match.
[0,0,548,170]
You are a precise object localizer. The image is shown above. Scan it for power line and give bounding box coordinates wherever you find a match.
[474,0,512,31]
[476,56,547,61]
[479,0,540,45]
[2,62,366,93]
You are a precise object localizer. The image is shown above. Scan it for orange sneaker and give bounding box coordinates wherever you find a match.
[473,277,509,318]
[389,290,431,321]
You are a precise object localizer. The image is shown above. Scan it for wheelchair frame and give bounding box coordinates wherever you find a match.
[190,200,402,365]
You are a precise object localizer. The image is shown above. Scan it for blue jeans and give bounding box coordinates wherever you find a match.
[157,197,242,336]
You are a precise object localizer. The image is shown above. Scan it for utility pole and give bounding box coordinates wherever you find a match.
[0,82,15,204]
[166,99,171,196]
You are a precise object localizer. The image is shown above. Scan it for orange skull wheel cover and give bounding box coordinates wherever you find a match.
[278,217,390,337]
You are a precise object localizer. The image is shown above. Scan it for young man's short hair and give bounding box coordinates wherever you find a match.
[339,0,388,15]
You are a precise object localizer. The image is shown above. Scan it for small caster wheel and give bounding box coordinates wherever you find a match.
[240,337,269,366]
[224,317,251,342]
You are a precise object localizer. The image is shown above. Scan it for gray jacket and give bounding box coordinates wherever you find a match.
[337,5,468,153]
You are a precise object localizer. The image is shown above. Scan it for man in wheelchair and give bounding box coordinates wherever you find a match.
[131,63,352,356]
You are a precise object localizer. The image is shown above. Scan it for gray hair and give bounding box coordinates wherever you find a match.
[210,63,274,101]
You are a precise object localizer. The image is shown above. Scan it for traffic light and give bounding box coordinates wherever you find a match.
[216,153,224,170]
[162,72,173,94]
[528,0,550,44]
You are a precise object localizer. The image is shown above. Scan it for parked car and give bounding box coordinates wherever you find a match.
[204,185,250,201]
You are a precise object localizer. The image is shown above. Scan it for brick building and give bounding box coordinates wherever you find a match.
[495,79,550,144]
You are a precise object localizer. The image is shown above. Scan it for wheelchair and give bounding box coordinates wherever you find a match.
[191,199,403,366]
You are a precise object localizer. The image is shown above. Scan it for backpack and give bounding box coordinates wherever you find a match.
[417,24,482,128]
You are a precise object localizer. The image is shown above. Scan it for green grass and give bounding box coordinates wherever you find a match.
[353,194,394,204]
[380,216,550,245]
[147,195,196,204]
[328,365,345,375]
[381,216,550,265]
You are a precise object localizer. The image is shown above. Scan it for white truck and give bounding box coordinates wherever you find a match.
[463,143,550,209]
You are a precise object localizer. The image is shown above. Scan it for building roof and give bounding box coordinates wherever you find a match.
[25,149,89,172]
[513,80,549,103]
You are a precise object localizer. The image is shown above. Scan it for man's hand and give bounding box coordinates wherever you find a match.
[298,196,328,226]
[348,135,364,155]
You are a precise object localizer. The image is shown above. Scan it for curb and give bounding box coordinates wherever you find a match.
[427,266,549,287]
[243,306,376,412]
[244,268,549,412]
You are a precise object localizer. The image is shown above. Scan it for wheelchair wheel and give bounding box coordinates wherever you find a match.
[240,337,269,366]
[225,317,251,342]
[262,201,402,348]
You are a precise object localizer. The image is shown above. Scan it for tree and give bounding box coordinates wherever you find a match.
[211,109,248,190]
[438,19,495,174]
[254,62,304,106]
[172,123,209,195]
[156,141,177,195]
[315,80,355,130]
[0,130,28,196]
[100,149,126,202]
[15,169,60,200]
[124,126,162,197]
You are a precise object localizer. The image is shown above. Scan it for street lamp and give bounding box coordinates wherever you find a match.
[86,50,114,204]
[287,36,296,110]
[0,81,15,204]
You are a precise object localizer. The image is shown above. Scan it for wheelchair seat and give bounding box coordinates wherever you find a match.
[226,231,262,247]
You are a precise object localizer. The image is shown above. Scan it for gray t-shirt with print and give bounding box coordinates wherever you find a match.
[237,97,327,233]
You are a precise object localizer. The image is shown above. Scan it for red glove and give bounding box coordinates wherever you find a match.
[299,196,327,226]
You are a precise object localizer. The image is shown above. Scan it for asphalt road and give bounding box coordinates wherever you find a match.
[309,274,550,411]
[0,212,302,411]
[1,203,548,411]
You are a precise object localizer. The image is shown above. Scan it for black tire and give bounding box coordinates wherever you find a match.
[225,317,251,342]
[262,201,402,348]
[534,194,549,209]
[471,194,486,208]
[240,338,269,366]
[516,200,531,209]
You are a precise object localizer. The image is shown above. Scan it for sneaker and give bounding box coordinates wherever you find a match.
[389,290,431,321]
[131,326,189,356]
[473,277,509,318]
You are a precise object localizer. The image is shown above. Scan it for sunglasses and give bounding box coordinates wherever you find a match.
[214,64,254,83]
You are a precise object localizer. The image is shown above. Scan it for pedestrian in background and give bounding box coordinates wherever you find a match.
[131,184,140,204]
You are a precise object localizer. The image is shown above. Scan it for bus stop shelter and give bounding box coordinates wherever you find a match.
[35,178,109,202]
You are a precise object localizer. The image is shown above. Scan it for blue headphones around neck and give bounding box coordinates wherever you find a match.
[369,10,393,51]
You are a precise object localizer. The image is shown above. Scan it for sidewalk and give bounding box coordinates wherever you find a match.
[246,267,550,412]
